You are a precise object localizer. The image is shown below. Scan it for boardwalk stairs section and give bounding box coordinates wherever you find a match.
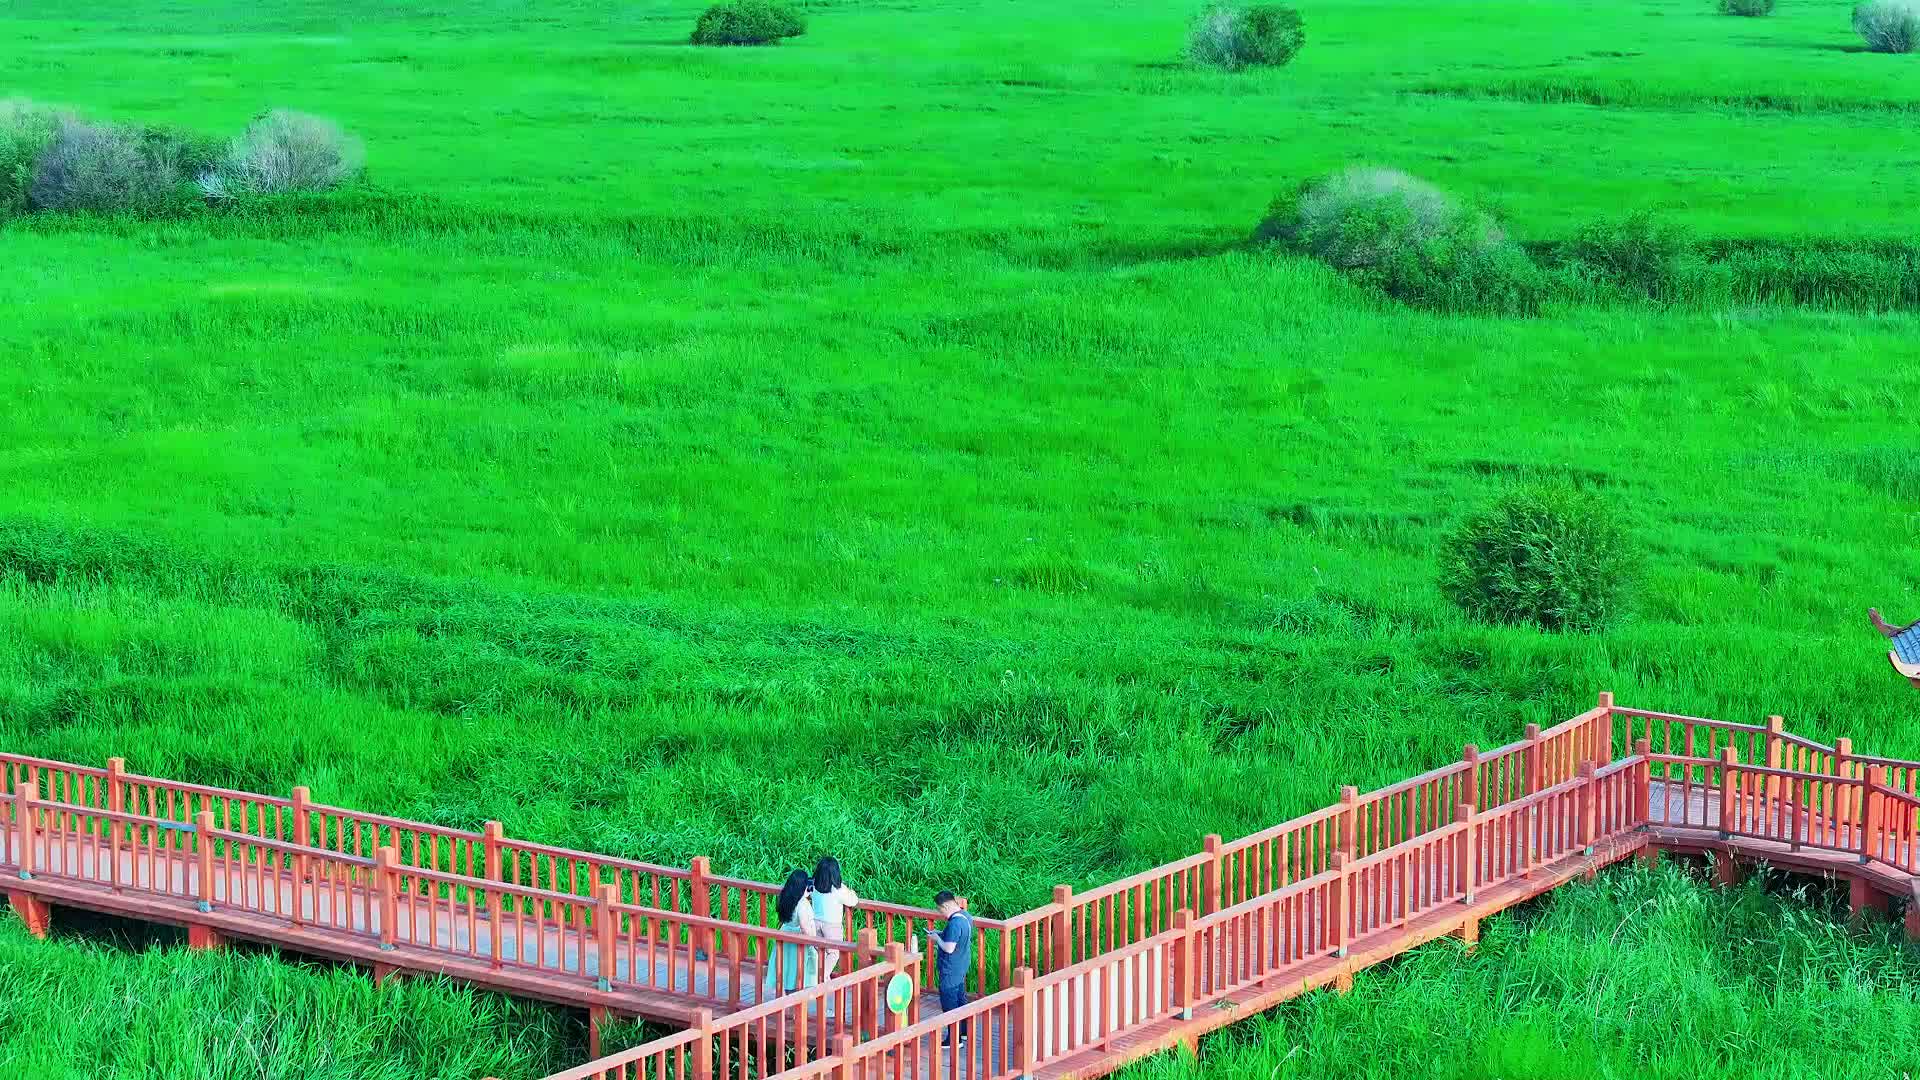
[4,694,1919,1080]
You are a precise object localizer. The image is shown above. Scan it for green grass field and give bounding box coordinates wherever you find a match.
[4,0,1920,1075]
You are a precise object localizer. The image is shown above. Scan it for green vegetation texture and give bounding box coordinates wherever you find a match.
[2,0,1919,1076]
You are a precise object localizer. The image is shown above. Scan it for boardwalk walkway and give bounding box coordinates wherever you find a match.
[6,696,1920,1080]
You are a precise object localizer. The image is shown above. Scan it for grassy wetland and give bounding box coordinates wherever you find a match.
[3,0,1920,1075]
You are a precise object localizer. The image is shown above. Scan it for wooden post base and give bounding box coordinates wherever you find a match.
[1332,972,1353,994]
[1635,846,1658,868]
[373,961,400,986]
[1451,917,1480,955]
[5,892,52,938]
[187,924,226,951]
[1712,855,1742,888]
[1849,878,1889,921]
[1906,900,1920,942]
[589,1005,610,1059]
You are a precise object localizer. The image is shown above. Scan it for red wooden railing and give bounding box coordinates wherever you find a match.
[10,695,1920,1080]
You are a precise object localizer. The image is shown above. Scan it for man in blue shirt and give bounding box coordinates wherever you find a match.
[924,890,973,1047]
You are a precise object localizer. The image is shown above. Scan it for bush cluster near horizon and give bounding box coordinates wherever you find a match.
[1188,4,1306,70]
[0,100,360,216]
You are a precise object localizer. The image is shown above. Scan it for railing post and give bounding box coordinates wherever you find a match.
[689,855,711,919]
[1013,967,1038,1078]
[1863,766,1886,865]
[1577,763,1597,856]
[1718,746,1738,840]
[1461,744,1479,810]
[14,781,37,879]
[1765,716,1784,805]
[105,757,125,814]
[1050,885,1072,970]
[691,1008,715,1080]
[481,820,504,882]
[1329,852,1349,959]
[1171,910,1195,1020]
[881,940,915,1027]
[1835,737,1854,779]
[1597,691,1615,765]
[1524,724,1544,794]
[375,845,399,950]
[1338,785,1359,859]
[832,1034,856,1080]
[1202,833,1224,913]
[288,785,311,849]
[1457,803,1477,904]
[1634,738,1652,827]
[194,810,216,912]
[596,883,618,991]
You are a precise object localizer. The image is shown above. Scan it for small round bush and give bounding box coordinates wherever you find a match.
[1853,0,1920,51]
[691,1,807,46]
[1189,4,1306,70]
[1718,0,1775,15]
[26,115,204,215]
[199,110,364,200]
[1439,486,1637,633]
[1256,167,1547,315]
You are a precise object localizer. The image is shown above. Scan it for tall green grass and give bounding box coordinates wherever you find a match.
[4,0,1920,1073]
[0,912,600,1078]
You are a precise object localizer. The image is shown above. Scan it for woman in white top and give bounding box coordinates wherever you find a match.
[810,856,860,978]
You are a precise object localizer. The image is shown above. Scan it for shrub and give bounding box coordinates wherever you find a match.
[1189,4,1306,70]
[1853,0,1920,51]
[1256,167,1548,315]
[1439,486,1637,633]
[690,1,806,45]
[1,98,59,216]
[26,116,206,215]
[1718,0,1776,15]
[1557,211,1707,304]
[199,110,364,200]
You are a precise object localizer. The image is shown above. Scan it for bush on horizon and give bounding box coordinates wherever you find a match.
[1189,4,1307,70]
[199,109,365,200]
[690,1,807,45]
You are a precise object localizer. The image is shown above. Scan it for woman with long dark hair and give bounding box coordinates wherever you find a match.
[810,856,861,978]
[765,869,820,996]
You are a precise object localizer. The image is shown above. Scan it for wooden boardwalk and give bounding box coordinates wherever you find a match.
[7,696,1920,1080]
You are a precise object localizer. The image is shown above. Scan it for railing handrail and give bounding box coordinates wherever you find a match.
[120,770,295,810]
[1063,850,1211,906]
[0,752,111,779]
[1217,800,1346,856]
[1197,865,1343,926]
[532,1027,705,1080]
[1612,706,1767,734]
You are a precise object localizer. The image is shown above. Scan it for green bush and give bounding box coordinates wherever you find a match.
[1718,0,1776,15]
[1853,0,1920,51]
[1439,486,1637,633]
[1189,4,1306,70]
[690,1,807,46]
[1557,211,1707,304]
[1257,167,1548,315]
[26,116,212,215]
[1,99,59,217]
[199,110,365,200]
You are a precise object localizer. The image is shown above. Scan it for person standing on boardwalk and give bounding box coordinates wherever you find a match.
[811,856,861,979]
[765,870,821,996]
[923,890,973,1047]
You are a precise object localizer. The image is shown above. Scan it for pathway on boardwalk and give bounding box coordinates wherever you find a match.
[7,697,1920,1080]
